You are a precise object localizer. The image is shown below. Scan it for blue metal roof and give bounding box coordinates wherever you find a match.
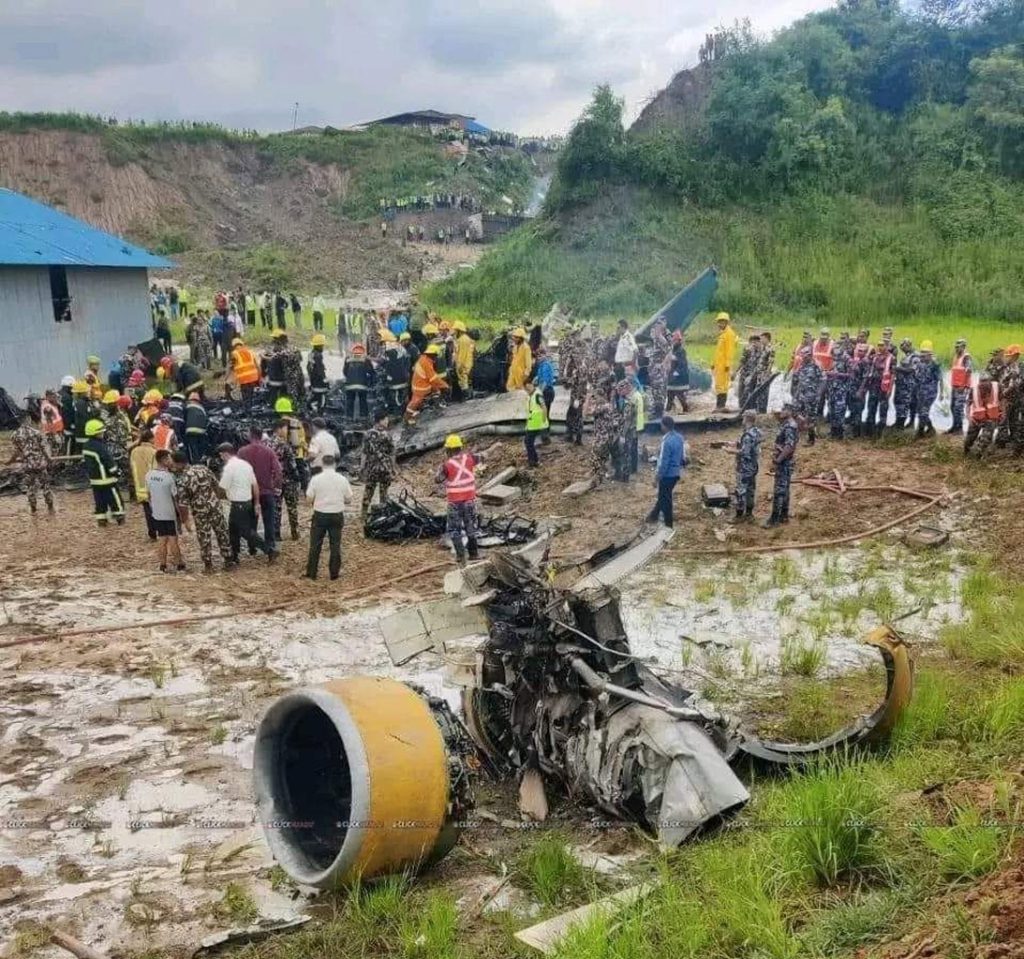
[0,188,172,268]
[465,120,491,135]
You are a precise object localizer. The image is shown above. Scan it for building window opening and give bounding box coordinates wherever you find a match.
[49,266,72,322]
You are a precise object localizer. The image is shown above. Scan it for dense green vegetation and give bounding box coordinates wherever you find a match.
[427,0,1024,325]
[0,112,534,221]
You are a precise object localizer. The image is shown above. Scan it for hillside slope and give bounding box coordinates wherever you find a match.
[0,121,534,289]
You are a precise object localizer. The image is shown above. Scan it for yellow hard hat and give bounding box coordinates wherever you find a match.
[512,327,527,339]
[400,332,411,342]
[381,330,397,343]
[425,344,441,356]
[274,396,294,413]
[232,337,244,347]
[716,312,731,323]
[71,379,90,395]
[84,418,105,437]
[453,320,467,333]
[920,340,934,352]
[86,355,101,366]
[102,389,120,404]
[1006,344,1022,358]
[271,329,287,339]
[311,334,327,347]
[143,389,162,404]
[156,367,167,380]
[444,434,463,449]
[422,323,439,336]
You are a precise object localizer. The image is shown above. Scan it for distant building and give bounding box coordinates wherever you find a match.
[365,110,491,137]
[0,188,170,399]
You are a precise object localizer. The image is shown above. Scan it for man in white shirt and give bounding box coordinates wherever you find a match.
[304,454,353,580]
[307,419,341,474]
[217,442,271,563]
[613,318,638,375]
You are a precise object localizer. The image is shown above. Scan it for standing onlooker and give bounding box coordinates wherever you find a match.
[307,418,341,476]
[145,449,185,572]
[130,428,158,539]
[523,381,548,468]
[217,443,270,562]
[237,427,283,558]
[304,455,352,580]
[312,293,325,332]
[613,319,637,377]
[646,415,684,528]
[274,291,288,330]
[765,402,799,528]
[290,293,302,330]
[533,347,555,443]
[155,310,172,354]
[727,410,762,522]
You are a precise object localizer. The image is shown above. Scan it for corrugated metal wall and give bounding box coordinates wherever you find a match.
[0,266,152,399]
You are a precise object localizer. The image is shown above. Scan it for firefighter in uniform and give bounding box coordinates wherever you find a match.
[82,419,125,526]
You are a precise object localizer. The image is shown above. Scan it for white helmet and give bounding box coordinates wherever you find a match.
[60,375,75,387]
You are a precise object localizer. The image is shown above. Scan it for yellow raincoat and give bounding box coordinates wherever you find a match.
[712,324,739,395]
[455,333,476,391]
[507,342,533,391]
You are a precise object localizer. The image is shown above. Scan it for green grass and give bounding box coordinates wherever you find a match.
[216,882,259,925]
[941,567,1024,667]
[919,805,1008,883]
[516,833,592,907]
[780,637,827,678]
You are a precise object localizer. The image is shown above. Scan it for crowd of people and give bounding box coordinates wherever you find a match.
[7,301,1023,577]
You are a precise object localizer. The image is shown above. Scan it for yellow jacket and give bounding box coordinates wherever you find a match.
[507,342,533,391]
[130,442,156,501]
[455,333,475,388]
[712,325,739,394]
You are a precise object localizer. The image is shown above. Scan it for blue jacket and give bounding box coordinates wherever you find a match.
[534,357,555,388]
[656,430,684,479]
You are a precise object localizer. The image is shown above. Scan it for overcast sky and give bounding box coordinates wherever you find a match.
[1,0,834,135]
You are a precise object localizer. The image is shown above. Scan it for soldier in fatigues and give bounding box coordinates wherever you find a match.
[892,339,919,430]
[8,409,54,514]
[192,318,215,370]
[283,339,307,405]
[170,452,233,572]
[101,391,133,496]
[361,411,397,519]
[737,335,762,410]
[269,419,302,541]
[948,339,972,435]
[825,345,851,439]
[999,345,1023,454]
[765,403,798,528]
[563,329,590,446]
[914,341,943,438]
[964,373,1001,457]
[589,391,620,486]
[792,345,822,445]
[728,410,761,521]
[846,344,869,436]
[647,317,671,418]
[754,332,775,413]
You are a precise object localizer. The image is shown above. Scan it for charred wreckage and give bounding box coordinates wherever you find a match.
[254,530,913,887]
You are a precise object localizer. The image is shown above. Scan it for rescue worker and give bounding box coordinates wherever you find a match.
[136,389,163,429]
[764,403,798,528]
[343,343,374,420]
[792,345,822,445]
[825,344,851,439]
[948,338,972,434]
[185,393,209,463]
[846,343,870,436]
[153,414,179,453]
[811,328,834,417]
[59,376,76,454]
[101,390,133,494]
[564,328,590,445]
[131,428,158,539]
[382,335,411,413]
[263,331,287,403]
[712,312,738,410]
[506,327,533,391]
[282,335,307,403]
[401,330,419,369]
[589,389,622,486]
[170,451,235,572]
[864,340,894,438]
[7,407,54,514]
[166,391,187,445]
[84,355,103,399]
[914,340,943,438]
[72,379,93,451]
[737,335,761,410]
[617,378,643,479]
[647,316,671,418]
[435,434,483,566]
[40,388,65,457]
[230,337,261,410]
[524,381,549,468]
[307,334,329,413]
[666,336,690,412]
[82,419,124,526]
[173,356,204,398]
[265,418,300,542]
[965,373,1001,457]
[406,345,449,421]
[192,316,215,369]
[453,320,475,401]
[361,410,397,519]
[892,339,919,430]
[1001,344,1023,454]
[726,409,761,522]
[274,396,309,491]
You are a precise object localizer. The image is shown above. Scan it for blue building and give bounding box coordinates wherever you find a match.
[0,188,170,399]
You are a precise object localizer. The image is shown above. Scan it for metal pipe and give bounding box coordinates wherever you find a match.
[569,657,701,720]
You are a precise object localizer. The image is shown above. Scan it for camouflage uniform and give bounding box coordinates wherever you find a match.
[648,325,671,417]
[283,348,307,403]
[103,409,133,492]
[914,357,941,436]
[825,350,851,439]
[733,425,762,516]
[193,323,215,369]
[1001,360,1024,453]
[267,434,301,539]
[565,339,590,446]
[770,416,799,523]
[737,343,761,410]
[175,464,231,568]
[846,351,868,436]
[361,426,397,516]
[754,343,775,413]
[11,424,54,512]
[964,378,1000,457]
[893,348,919,428]
[793,355,823,444]
[589,398,620,482]
[949,351,972,433]
[617,389,639,480]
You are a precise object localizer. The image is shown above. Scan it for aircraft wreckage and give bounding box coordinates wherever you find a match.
[254,530,913,888]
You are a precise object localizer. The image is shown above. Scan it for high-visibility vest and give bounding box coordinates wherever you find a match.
[443,453,477,503]
[153,422,175,451]
[232,346,260,385]
[970,382,1001,424]
[526,391,548,431]
[951,353,972,390]
[40,399,64,434]
[812,339,834,372]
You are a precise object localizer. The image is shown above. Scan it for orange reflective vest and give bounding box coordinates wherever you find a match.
[970,382,1000,424]
[153,422,175,451]
[232,345,260,385]
[442,452,478,503]
[40,399,64,434]
[411,356,447,397]
[951,353,972,390]
[812,339,834,372]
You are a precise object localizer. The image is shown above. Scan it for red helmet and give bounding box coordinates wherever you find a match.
[128,370,145,386]
[159,356,174,370]
[117,395,133,410]
[352,343,366,355]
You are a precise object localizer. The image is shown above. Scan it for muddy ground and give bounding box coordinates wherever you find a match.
[2,409,1023,957]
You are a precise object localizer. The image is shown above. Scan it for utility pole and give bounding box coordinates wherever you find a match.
[292,102,299,131]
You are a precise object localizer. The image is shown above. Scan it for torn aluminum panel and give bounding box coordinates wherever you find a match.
[571,526,675,593]
[381,598,488,666]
